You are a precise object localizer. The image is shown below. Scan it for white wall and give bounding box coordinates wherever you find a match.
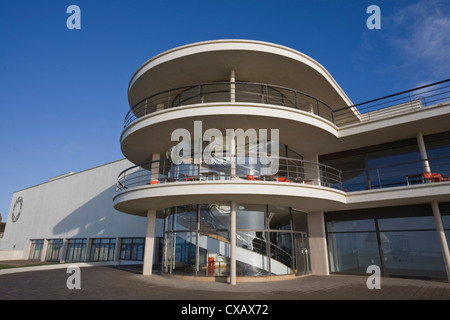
[0,159,163,259]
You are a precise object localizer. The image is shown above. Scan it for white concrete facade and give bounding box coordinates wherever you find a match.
[0,159,163,262]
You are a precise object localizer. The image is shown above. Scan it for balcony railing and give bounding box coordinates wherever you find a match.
[124,81,335,127]
[116,156,343,192]
[340,155,450,192]
[116,155,450,194]
[124,79,450,128]
[335,79,450,126]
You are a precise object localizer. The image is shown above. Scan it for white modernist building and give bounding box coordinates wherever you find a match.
[1,40,450,284]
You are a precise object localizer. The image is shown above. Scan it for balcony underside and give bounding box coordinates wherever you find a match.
[121,103,338,165]
[113,181,346,216]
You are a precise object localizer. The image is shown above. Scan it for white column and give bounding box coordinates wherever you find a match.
[60,239,69,263]
[431,201,450,283]
[143,209,157,276]
[40,240,49,262]
[229,129,236,179]
[230,201,237,285]
[417,132,431,173]
[151,153,160,183]
[303,154,320,185]
[307,211,330,275]
[230,70,236,103]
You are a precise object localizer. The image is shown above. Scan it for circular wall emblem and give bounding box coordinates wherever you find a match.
[12,196,23,223]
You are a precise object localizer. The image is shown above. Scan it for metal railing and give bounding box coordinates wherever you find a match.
[116,155,450,194]
[124,79,450,128]
[116,156,343,192]
[124,81,335,127]
[335,79,450,126]
[340,155,450,192]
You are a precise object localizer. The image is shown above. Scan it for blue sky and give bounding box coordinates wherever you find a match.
[0,0,449,220]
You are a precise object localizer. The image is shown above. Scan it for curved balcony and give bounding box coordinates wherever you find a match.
[116,156,343,192]
[124,81,337,128]
[113,156,346,215]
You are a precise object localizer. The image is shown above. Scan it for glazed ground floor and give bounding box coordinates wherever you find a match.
[21,201,450,283]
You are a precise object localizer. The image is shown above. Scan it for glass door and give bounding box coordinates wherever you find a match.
[294,232,310,274]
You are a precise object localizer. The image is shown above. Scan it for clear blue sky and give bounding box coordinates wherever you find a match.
[0,0,449,220]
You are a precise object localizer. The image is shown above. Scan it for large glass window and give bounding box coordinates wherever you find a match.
[320,139,421,191]
[326,203,450,280]
[45,239,64,262]
[89,238,116,262]
[120,238,144,261]
[163,203,309,277]
[65,239,87,262]
[29,239,44,260]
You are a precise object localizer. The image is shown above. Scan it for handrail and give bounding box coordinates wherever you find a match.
[124,81,335,127]
[116,155,450,193]
[124,79,450,128]
[116,156,343,192]
[340,155,450,191]
[335,79,450,126]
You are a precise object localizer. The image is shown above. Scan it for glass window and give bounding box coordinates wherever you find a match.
[382,230,446,279]
[89,238,116,262]
[66,239,87,262]
[173,232,197,274]
[326,219,376,232]
[327,232,381,274]
[237,204,265,230]
[292,210,308,232]
[172,205,197,231]
[270,232,294,274]
[268,206,291,231]
[29,239,44,260]
[237,231,270,276]
[377,216,437,231]
[120,238,144,261]
[45,239,64,262]
[201,204,230,230]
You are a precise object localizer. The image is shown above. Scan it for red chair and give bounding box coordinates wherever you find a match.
[423,172,450,182]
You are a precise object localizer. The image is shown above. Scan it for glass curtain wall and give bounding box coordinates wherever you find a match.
[326,203,450,280]
[162,203,309,277]
[320,138,421,191]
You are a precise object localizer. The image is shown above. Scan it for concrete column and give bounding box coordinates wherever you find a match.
[150,153,161,182]
[230,70,236,103]
[60,239,69,263]
[303,154,320,186]
[143,209,157,276]
[40,239,49,262]
[307,211,330,275]
[114,237,121,262]
[431,201,450,283]
[230,201,237,285]
[229,130,236,179]
[85,238,92,262]
[417,132,431,173]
